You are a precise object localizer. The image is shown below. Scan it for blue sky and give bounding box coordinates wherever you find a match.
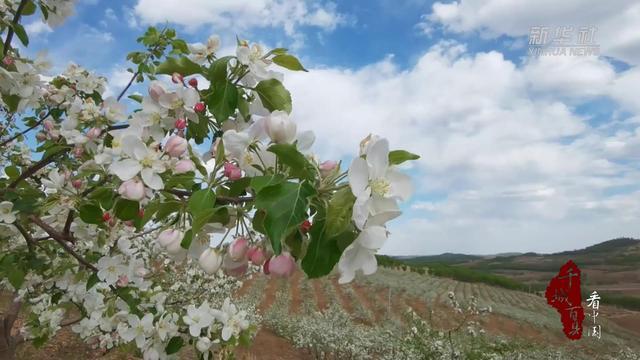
[22,0,640,255]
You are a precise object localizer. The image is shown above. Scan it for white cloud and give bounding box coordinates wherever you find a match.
[282,41,640,255]
[133,0,347,36]
[104,8,117,21]
[423,0,640,65]
[24,21,52,36]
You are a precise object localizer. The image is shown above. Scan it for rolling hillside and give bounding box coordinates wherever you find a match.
[392,238,640,309]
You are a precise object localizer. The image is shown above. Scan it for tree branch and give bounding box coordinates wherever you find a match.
[2,0,29,57]
[62,210,74,239]
[0,109,51,148]
[162,189,253,204]
[28,215,98,272]
[117,71,139,102]
[13,222,35,253]
[7,147,69,189]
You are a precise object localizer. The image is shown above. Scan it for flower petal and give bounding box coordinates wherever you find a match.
[367,196,402,226]
[351,196,370,231]
[110,159,141,181]
[386,169,413,201]
[348,157,369,197]
[121,134,147,159]
[366,138,389,179]
[141,168,163,190]
[358,225,387,249]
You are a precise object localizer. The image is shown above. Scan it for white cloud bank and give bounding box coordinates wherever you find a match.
[133,0,346,35]
[284,41,640,255]
[423,0,640,65]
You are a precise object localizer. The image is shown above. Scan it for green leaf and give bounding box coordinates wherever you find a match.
[272,54,308,72]
[325,188,356,237]
[165,336,184,355]
[252,210,267,235]
[254,79,292,114]
[180,229,193,249]
[114,199,139,221]
[388,150,420,165]
[22,1,37,15]
[88,187,115,210]
[254,181,315,254]
[78,204,103,224]
[4,166,19,179]
[250,174,285,193]
[128,94,143,103]
[2,94,20,113]
[208,56,232,85]
[155,200,180,221]
[267,144,316,180]
[12,23,28,46]
[301,189,358,278]
[301,205,357,278]
[171,39,189,54]
[191,207,228,237]
[86,273,100,291]
[156,57,202,76]
[7,267,25,289]
[187,189,215,214]
[265,47,288,57]
[208,81,238,122]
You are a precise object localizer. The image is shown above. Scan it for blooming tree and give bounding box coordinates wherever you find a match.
[0,0,418,358]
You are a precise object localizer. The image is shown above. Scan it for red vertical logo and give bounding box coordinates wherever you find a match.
[545,260,584,340]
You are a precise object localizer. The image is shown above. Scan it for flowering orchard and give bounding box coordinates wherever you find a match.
[0,0,418,358]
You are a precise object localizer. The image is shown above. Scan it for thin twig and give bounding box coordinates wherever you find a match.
[7,147,69,189]
[2,0,29,57]
[0,109,51,148]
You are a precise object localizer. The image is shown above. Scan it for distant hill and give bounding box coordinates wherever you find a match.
[382,238,640,311]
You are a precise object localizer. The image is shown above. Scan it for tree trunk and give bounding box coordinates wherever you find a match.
[0,294,21,360]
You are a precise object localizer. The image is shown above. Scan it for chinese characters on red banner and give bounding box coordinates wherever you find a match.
[545,260,584,340]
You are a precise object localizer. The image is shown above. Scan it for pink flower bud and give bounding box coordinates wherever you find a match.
[263,257,271,275]
[247,246,266,266]
[157,229,183,249]
[171,73,183,84]
[116,275,129,287]
[36,132,47,142]
[148,81,166,102]
[223,162,242,181]
[268,252,296,278]
[73,146,84,158]
[174,118,187,130]
[188,78,198,88]
[223,255,248,277]
[194,102,205,113]
[300,220,311,233]
[43,119,54,131]
[71,179,83,189]
[86,127,102,140]
[164,135,188,157]
[118,178,145,201]
[319,160,338,177]
[229,236,249,261]
[174,159,195,174]
[2,56,13,66]
[198,247,223,274]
